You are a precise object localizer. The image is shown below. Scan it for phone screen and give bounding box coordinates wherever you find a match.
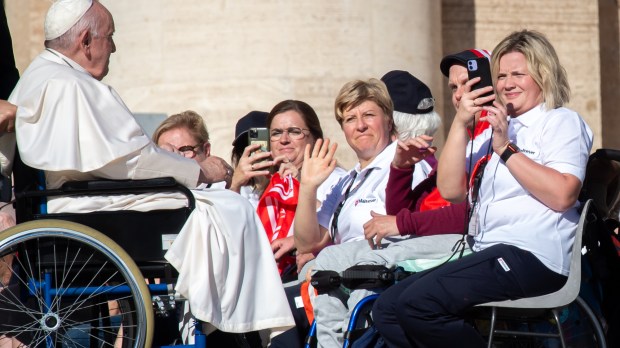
[467,58,494,106]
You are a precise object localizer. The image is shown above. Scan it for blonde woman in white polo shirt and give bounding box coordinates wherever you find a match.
[373,30,594,347]
[294,78,397,256]
[291,79,398,347]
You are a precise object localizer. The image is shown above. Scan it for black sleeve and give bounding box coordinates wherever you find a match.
[1,1,20,99]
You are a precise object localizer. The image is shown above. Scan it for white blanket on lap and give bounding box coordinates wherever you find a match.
[165,188,295,335]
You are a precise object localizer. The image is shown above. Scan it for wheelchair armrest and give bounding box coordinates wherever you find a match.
[62,177,179,191]
[16,177,196,212]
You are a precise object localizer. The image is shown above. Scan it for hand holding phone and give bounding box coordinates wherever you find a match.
[247,127,269,154]
[247,127,274,173]
[467,57,494,106]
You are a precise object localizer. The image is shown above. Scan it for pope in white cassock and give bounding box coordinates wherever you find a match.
[2,0,293,339]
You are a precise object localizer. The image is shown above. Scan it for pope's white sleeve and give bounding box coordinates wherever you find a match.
[132,144,200,189]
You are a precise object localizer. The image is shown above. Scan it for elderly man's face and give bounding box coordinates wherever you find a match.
[87,3,116,80]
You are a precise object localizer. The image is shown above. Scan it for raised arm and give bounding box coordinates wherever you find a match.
[386,136,436,214]
[294,139,338,254]
[438,77,494,203]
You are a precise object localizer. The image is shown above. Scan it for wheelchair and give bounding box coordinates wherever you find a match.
[0,151,207,347]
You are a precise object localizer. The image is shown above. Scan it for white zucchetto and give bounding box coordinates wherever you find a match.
[44,0,93,40]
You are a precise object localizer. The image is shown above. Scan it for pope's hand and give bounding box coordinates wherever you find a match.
[0,100,16,134]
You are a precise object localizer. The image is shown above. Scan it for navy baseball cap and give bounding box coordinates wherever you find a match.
[381,70,434,114]
[232,111,268,146]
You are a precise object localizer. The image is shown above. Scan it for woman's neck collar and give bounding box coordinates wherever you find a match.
[357,140,392,170]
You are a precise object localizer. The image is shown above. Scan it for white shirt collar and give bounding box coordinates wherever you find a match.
[42,48,90,75]
[352,141,395,175]
[511,103,545,130]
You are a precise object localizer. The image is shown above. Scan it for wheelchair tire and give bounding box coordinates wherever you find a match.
[0,219,154,348]
[560,296,607,348]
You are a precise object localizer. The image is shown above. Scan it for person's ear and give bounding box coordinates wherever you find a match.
[80,30,92,53]
[203,142,211,157]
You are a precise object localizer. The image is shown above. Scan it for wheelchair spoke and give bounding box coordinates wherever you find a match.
[0,320,43,337]
[59,265,122,320]
[61,318,138,345]
[50,246,95,313]
[59,293,135,316]
[0,256,48,321]
[55,322,122,348]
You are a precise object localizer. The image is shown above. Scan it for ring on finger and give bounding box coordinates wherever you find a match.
[473,100,477,107]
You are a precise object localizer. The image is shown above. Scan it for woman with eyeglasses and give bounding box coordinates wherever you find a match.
[229,102,346,211]
[153,110,234,188]
[244,101,347,278]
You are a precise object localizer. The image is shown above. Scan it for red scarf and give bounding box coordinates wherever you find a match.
[256,173,299,274]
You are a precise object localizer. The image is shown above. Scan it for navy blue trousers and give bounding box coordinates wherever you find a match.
[372,244,567,348]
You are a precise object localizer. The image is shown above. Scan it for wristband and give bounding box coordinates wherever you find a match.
[500,142,520,163]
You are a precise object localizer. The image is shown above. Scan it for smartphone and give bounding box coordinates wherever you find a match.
[247,127,269,154]
[467,57,494,106]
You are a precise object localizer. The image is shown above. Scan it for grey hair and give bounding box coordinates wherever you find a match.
[45,1,101,51]
[393,110,442,142]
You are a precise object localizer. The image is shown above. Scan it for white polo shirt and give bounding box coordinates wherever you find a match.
[317,142,396,244]
[467,104,593,275]
[317,166,349,203]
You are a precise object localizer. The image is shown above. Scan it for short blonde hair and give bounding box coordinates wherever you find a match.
[334,78,396,136]
[491,30,570,109]
[152,110,210,145]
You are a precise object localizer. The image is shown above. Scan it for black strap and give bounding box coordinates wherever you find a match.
[329,168,375,241]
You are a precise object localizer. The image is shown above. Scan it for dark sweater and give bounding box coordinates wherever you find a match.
[386,163,467,237]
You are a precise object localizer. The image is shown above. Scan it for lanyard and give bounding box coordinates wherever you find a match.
[329,167,376,241]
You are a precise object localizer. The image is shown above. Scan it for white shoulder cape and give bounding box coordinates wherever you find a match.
[9,49,149,172]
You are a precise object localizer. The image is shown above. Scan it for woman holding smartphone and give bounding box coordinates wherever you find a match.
[230,102,346,277]
[372,30,593,347]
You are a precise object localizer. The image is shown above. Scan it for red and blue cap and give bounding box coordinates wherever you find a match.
[439,49,491,77]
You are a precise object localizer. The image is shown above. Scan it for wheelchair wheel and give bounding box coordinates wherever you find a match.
[559,296,607,348]
[0,219,154,347]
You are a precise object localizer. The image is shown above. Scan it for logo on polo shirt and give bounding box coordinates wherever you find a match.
[520,148,535,155]
[355,198,378,206]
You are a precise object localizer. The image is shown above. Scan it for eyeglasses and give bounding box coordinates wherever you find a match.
[270,127,309,141]
[176,144,204,158]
